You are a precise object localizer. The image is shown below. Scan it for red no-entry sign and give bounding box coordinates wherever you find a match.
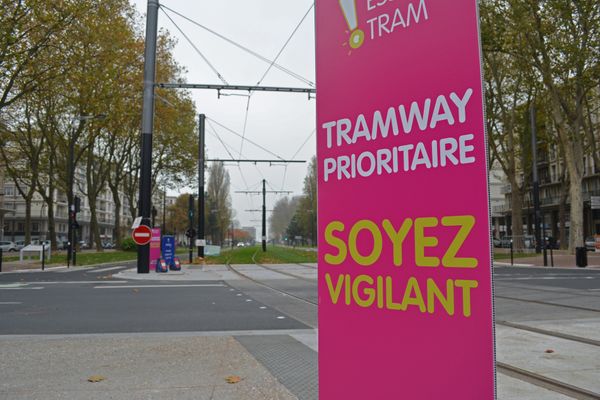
[132,225,152,246]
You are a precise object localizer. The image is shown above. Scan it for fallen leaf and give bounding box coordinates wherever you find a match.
[225,375,242,384]
[87,375,106,383]
[545,349,555,354]
[133,289,139,293]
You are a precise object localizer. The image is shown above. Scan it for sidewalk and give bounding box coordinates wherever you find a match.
[494,250,600,269]
[0,334,298,400]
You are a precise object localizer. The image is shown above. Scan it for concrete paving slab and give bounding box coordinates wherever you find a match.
[0,335,297,400]
[496,325,600,393]
[497,374,572,400]
[521,318,600,342]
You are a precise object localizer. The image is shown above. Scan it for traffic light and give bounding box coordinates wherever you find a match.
[185,228,196,238]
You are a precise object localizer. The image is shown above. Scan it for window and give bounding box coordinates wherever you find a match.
[32,223,40,232]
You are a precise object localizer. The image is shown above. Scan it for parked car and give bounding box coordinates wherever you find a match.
[0,241,18,252]
[14,241,26,251]
[79,241,90,250]
[492,238,502,248]
[499,236,536,249]
[102,241,115,249]
[585,236,596,252]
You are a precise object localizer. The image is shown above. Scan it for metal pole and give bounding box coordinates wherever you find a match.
[73,226,77,266]
[231,220,234,249]
[188,194,194,263]
[262,179,267,252]
[198,114,205,258]
[530,104,542,256]
[162,184,166,233]
[542,213,548,267]
[0,248,3,272]
[68,131,74,268]
[510,240,514,266]
[42,244,45,271]
[137,0,159,274]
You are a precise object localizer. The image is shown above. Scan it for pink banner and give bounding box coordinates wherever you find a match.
[316,0,495,398]
[149,228,161,271]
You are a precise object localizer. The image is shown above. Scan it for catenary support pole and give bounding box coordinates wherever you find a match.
[137,0,159,274]
[198,114,206,258]
[262,179,267,252]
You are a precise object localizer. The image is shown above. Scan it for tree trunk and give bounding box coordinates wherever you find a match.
[24,197,32,243]
[558,182,569,250]
[46,190,57,251]
[110,183,123,249]
[89,203,103,252]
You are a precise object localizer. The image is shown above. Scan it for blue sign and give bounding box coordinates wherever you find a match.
[161,235,175,266]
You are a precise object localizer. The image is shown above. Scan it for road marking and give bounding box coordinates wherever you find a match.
[0,287,43,290]
[93,284,225,289]
[90,266,125,273]
[28,281,129,285]
[0,302,22,305]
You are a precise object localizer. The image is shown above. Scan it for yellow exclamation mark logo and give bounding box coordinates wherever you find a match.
[339,0,365,49]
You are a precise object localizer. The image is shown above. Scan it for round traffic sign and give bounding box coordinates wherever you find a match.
[132,225,152,246]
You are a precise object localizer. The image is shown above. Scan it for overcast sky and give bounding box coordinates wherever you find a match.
[130,0,316,232]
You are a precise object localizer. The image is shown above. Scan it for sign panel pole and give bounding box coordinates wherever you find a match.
[316,1,496,398]
[137,0,159,274]
[198,114,206,258]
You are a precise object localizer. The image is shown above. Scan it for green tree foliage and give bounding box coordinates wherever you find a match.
[482,0,600,252]
[287,157,317,245]
[206,162,232,245]
[1,1,198,250]
[269,196,300,243]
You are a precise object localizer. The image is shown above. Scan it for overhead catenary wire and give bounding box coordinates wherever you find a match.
[239,3,313,171]
[159,4,314,87]
[291,128,316,160]
[256,3,314,86]
[160,8,228,85]
[208,118,286,161]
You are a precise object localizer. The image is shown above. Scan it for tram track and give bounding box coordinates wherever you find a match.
[497,362,600,399]
[224,256,600,398]
[224,253,317,307]
[496,295,600,313]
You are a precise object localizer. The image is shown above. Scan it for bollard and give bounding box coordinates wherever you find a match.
[510,240,514,266]
[0,247,3,272]
[42,245,45,271]
[550,246,554,267]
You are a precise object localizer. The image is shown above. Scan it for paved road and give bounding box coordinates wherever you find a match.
[2,263,600,400]
[0,264,308,335]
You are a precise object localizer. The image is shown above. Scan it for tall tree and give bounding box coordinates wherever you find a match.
[507,0,600,251]
[269,196,300,243]
[206,162,232,245]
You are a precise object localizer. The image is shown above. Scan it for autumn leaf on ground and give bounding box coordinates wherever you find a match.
[133,289,139,293]
[545,349,555,354]
[87,375,106,383]
[225,375,243,384]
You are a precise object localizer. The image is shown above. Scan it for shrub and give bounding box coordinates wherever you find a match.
[121,238,137,251]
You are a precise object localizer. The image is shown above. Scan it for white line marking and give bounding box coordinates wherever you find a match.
[29,281,129,285]
[0,302,22,305]
[0,287,43,290]
[93,284,225,289]
[135,233,151,237]
[91,266,125,273]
